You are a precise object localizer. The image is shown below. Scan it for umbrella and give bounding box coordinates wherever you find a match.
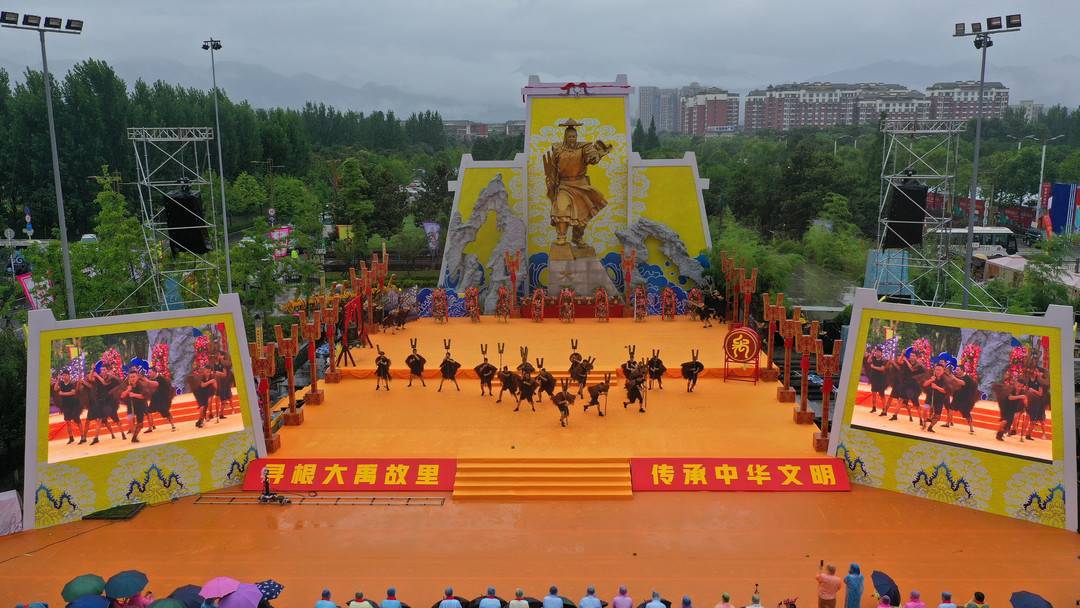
[68,595,109,608]
[1010,591,1052,608]
[468,597,508,608]
[523,598,545,608]
[221,584,264,608]
[169,585,205,608]
[105,570,149,599]
[432,597,472,608]
[149,600,188,608]
[255,580,284,601]
[870,571,900,607]
[636,601,672,608]
[62,574,106,602]
[201,577,242,599]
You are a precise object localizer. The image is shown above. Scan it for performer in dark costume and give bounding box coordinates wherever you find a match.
[515,370,537,412]
[584,378,610,416]
[496,366,519,403]
[993,374,1027,441]
[552,379,575,427]
[933,366,978,434]
[374,348,392,391]
[121,360,152,443]
[474,356,497,396]
[681,350,704,393]
[646,350,666,390]
[1024,368,1049,440]
[569,355,595,397]
[438,351,461,392]
[190,364,218,428]
[516,347,536,376]
[147,365,177,431]
[920,362,950,434]
[89,362,125,443]
[623,367,646,412]
[621,345,638,379]
[212,352,235,420]
[535,360,556,403]
[865,347,887,414]
[405,339,426,387]
[54,369,83,444]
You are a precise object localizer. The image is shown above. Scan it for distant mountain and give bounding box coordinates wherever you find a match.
[1,56,524,121]
[808,57,1080,106]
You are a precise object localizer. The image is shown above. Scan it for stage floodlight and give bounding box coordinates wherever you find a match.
[954,22,965,36]
[21,13,40,26]
[1006,14,1021,29]
[201,42,209,50]
[970,21,982,33]
[0,11,18,25]
[211,41,221,50]
[43,16,61,29]
[986,16,1003,30]
[65,19,83,31]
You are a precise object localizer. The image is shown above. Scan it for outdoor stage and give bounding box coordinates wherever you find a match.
[4,316,1079,605]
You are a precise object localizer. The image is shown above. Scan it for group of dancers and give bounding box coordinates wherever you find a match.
[50,345,237,447]
[370,341,708,427]
[862,345,1050,442]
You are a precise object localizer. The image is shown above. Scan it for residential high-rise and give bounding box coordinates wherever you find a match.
[927,81,1010,121]
[1015,99,1044,122]
[638,86,661,131]
[681,88,740,135]
[657,88,680,132]
[744,82,926,131]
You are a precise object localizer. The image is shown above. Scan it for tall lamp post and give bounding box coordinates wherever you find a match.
[202,37,233,292]
[954,14,1021,309]
[1035,134,1065,228]
[2,11,82,319]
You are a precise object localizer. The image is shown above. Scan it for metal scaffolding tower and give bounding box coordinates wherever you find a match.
[128,127,222,310]
[873,118,1003,311]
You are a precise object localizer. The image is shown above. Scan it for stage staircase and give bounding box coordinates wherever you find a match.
[453,458,632,499]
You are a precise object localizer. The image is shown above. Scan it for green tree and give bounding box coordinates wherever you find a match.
[645,118,660,152]
[389,214,429,269]
[228,171,267,217]
[632,119,646,149]
[338,158,374,243]
[414,162,454,223]
[0,328,26,491]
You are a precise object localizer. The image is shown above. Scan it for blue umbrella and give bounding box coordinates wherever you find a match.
[1010,591,1052,608]
[255,580,284,601]
[105,570,149,599]
[168,585,205,608]
[870,571,900,607]
[68,597,108,608]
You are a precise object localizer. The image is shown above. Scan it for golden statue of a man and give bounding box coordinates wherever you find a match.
[543,119,612,256]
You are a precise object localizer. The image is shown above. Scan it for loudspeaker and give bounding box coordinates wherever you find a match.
[162,186,210,255]
[883,181,927,248]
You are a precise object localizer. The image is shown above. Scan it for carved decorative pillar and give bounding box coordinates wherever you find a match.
[813,339,844,452]
[793,319,821,424]
[274,323,303,426]
[299,309,324,404]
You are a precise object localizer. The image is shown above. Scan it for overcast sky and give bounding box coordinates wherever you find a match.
[1,0,1076,119]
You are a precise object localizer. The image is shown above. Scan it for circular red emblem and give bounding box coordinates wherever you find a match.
[724,327,761,364]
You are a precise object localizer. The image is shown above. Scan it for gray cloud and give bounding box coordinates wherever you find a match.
[1,0,1075,120]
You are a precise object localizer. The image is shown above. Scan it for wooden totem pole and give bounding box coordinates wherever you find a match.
[321,298,342,384]
[813,338,844,452]
[504,249,522,317]
[274,322,303,426]
[249,326,280,452]
[621,248,637,315]
[740,267,758,329]
[793,319,821,424]
[760,292,785,382]
[299,309,324,405]
[776,305,801,403]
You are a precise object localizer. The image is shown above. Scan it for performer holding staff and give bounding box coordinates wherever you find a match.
[438,340,461,392]
[516,370,538,412]
[585,374,611,416]
[552,379,576,427]
[405,339,427,387]
[474,345,497,396]
[681,350,704,393]
[374,347,392,391]
[646,350,666,390]
[535,359,556,403]
[496,366,519,404]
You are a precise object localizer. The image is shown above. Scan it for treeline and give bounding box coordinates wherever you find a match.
[0,59,454,239]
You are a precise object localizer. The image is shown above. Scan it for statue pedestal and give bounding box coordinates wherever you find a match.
[776,386,796,402]
[265,433,281,453]
[305,389,324,405]
[325,370,342,384]
[759,367,779,382]
[793,407,814,424]
[547,258,618,296]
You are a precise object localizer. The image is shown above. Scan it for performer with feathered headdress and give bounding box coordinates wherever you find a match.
[121,357,152,443]
[147,343,177,432]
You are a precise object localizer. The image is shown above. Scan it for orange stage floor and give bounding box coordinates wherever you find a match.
[3,317,1079,605]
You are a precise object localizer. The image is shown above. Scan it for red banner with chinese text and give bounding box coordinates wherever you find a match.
[631,458,850,491]
[242,458,456,492]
